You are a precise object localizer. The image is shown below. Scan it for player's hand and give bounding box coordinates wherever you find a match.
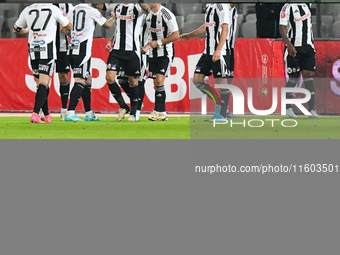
[150,41,159,49]
[180,34,190,42]
[287,43,297,57]
[141,45,149,54]
[110,11,115,18]
[21,28,29,34]
[212,49,221,62]
[105,41,112,52]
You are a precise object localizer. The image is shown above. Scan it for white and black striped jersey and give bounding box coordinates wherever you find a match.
[227,5,238,51]
[279,3,314,48]
[14,4,70,60]
[54,3,73,52]
[112,4,146,51]
[204,4,230,56]
[67,4,107,60]
[145,6,178,59]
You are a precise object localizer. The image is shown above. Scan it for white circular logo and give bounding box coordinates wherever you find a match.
[262,54,268,64]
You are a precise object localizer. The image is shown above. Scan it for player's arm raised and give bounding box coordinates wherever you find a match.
[103,11,116,29]
[180,24,205,42]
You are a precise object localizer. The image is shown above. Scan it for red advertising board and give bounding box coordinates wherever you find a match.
[0,38,339,114]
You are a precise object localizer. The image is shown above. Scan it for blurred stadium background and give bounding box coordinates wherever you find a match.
[2,2,340,39]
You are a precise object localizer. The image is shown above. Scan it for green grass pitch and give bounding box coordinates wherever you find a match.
[0,116,190,139]
[190,116,340,139]
[1,115,339,139]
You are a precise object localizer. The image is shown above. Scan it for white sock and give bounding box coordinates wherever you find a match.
[86,111,93,117]
[67,110,75,116]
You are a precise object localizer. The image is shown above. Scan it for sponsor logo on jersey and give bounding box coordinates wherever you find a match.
[72,33,84,39]
[117,15,136,20]
[33,33,47,39]
[294,12,310,22]
[32,40,45,46]
[206,22,216,27]
[71,40,80,45]
[30,47,46,52]
[281,12,286,19]
[149,27,165,33]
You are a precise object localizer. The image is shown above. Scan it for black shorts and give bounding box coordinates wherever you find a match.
[30,58,55,79]
[195,53,233,78]
[56,51,70,73]
[69,54,91,80]
[117,53,149,82]
[149,56,172,79]
[285,45,316,75]
[107,50,141,77]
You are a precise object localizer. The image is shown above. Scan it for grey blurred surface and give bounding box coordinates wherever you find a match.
[0,140,340,255]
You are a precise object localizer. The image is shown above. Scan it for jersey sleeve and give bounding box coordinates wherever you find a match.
[279,4,290,26]
[92,8,107,27]
[54,6,70,27]
[14,7,28,30]
[217,4,230,25]
[165,11,179,34]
